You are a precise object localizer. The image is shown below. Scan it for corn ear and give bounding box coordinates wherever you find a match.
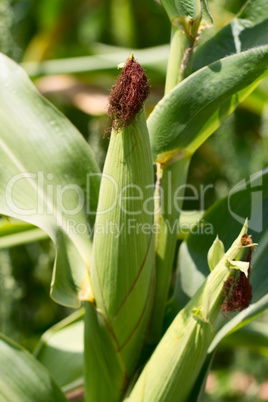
[85,99,155,400]
[128,220,253,402]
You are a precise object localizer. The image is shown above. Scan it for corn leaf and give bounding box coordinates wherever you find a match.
[0,333,67,401]
[148,46,268,162]
[35,309,84,392]
[0,219,48,249]
[22,45,169,78]
[222,321,268,354]
[0,53,101,308]
[193,0,268,71]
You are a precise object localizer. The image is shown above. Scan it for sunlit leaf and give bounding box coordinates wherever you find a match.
[0,219,48,249]
[148,46,268,162]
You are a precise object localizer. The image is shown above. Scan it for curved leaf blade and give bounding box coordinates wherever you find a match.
[148,46,268,162]
[193,0,268,71]
[0,53,101,307]
[22,45,169,78]
[0,218,48,248]
[0,333,67,402]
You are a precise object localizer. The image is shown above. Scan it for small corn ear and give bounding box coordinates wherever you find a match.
[128,220,253,402]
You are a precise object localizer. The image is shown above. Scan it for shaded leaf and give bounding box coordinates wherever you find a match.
[35,309,84,392]
[0,53,101,307]
[193,0,268,71]
[0,333,67,402]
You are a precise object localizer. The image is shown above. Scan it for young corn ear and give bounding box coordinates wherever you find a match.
[85,56,155,401]
[128,220,254,402]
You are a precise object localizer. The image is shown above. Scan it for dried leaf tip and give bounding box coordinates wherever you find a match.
[108,54,149,131]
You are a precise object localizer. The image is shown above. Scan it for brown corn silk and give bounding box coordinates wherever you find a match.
[108,55,149,130]
[222,234,253,314]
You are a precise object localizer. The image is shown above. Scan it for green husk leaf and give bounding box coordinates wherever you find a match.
[91,108,155,367]
[207,236,225,271]
[35,309,84,392]
[86,103,155,400]
[227,259,250,277]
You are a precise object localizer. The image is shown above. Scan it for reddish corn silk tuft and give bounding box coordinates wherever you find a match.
[108,55,149,131]
[221,234,253,315]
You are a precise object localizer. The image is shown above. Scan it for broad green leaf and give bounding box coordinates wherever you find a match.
[148,46,268,162]
[0,333,67,402]
[0,53,101,307]
[35,309,84,392]
[193,0,268,71]
[175,168,268,347]
[0,219,48,249]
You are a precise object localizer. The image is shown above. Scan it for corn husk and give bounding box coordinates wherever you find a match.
[128,220,252,402]
[85,106,155,401]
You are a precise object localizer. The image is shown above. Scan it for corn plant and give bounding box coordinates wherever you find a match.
[0,0,268,401]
